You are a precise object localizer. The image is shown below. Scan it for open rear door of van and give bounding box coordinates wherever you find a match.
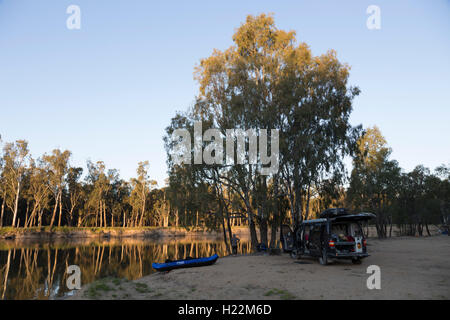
[280,224,294,253]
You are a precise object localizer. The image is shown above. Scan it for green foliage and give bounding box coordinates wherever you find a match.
[134,282,151,293]
[264,288,296,300]
[0,138,171,228]
[348,127,449,237]
[164,13,362,249]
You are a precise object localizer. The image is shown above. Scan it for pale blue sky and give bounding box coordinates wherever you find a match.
[0,0,449,185]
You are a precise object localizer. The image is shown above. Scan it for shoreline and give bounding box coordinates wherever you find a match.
[0,224,441,242]
[0,226,250,241]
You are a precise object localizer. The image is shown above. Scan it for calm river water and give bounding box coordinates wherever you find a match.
[0,236,253,300]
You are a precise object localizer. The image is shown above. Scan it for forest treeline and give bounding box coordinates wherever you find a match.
[0,141,170,229]
[1,15,449,249]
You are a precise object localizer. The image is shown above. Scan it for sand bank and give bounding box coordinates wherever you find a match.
[70,235,450,300]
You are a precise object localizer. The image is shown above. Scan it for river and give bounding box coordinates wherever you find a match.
[0,236,253,300]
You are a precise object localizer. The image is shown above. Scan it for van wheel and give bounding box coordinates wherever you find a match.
[319,249,328,265]
[352,258,362,265]
[290,250,300,259]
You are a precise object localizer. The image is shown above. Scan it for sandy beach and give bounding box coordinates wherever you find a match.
[69,236,450,300]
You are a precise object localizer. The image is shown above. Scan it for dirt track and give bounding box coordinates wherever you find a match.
[70,236,450,300]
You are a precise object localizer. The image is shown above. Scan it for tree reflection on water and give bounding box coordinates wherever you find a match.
[0,237,253,300]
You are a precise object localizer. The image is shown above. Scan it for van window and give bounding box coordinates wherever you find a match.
[349,223,363,237]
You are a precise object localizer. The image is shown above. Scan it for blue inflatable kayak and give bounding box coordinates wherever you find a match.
[152,254,219,272]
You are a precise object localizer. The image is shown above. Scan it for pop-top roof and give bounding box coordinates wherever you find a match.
[319,208,350,218]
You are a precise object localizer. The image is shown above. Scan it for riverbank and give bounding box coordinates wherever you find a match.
[1,224,441,242]
[0,226,250,241]
[69,236,450,300]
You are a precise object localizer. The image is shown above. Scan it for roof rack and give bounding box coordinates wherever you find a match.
[319,208,350,219]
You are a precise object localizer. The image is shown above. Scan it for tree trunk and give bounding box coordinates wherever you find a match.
[0,195,5,228]
[269,220,278,249]
[135,209,139,227]
[259,214,268,248]
[24,201,30,228]
[57,191,62,227]
[389,214,393,237]
[28,203,39,229]
[11,181,21,227]
[98,201,102,227]
[243,196,258,250]
[68,208,73,227]
[304,184,311,221]
[417,223,423,237]
[221,217,229,254]
[225,209,233,252]
[140,193,146,227]
[103,201,107,227]
[248,216,259,250]
[38,207,43,227]
[294,186,302,227]
[425,222,431,236]
[49,191,59,228]
[139,207,144,227]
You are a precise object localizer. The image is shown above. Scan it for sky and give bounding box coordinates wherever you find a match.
[0,0,449,186]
